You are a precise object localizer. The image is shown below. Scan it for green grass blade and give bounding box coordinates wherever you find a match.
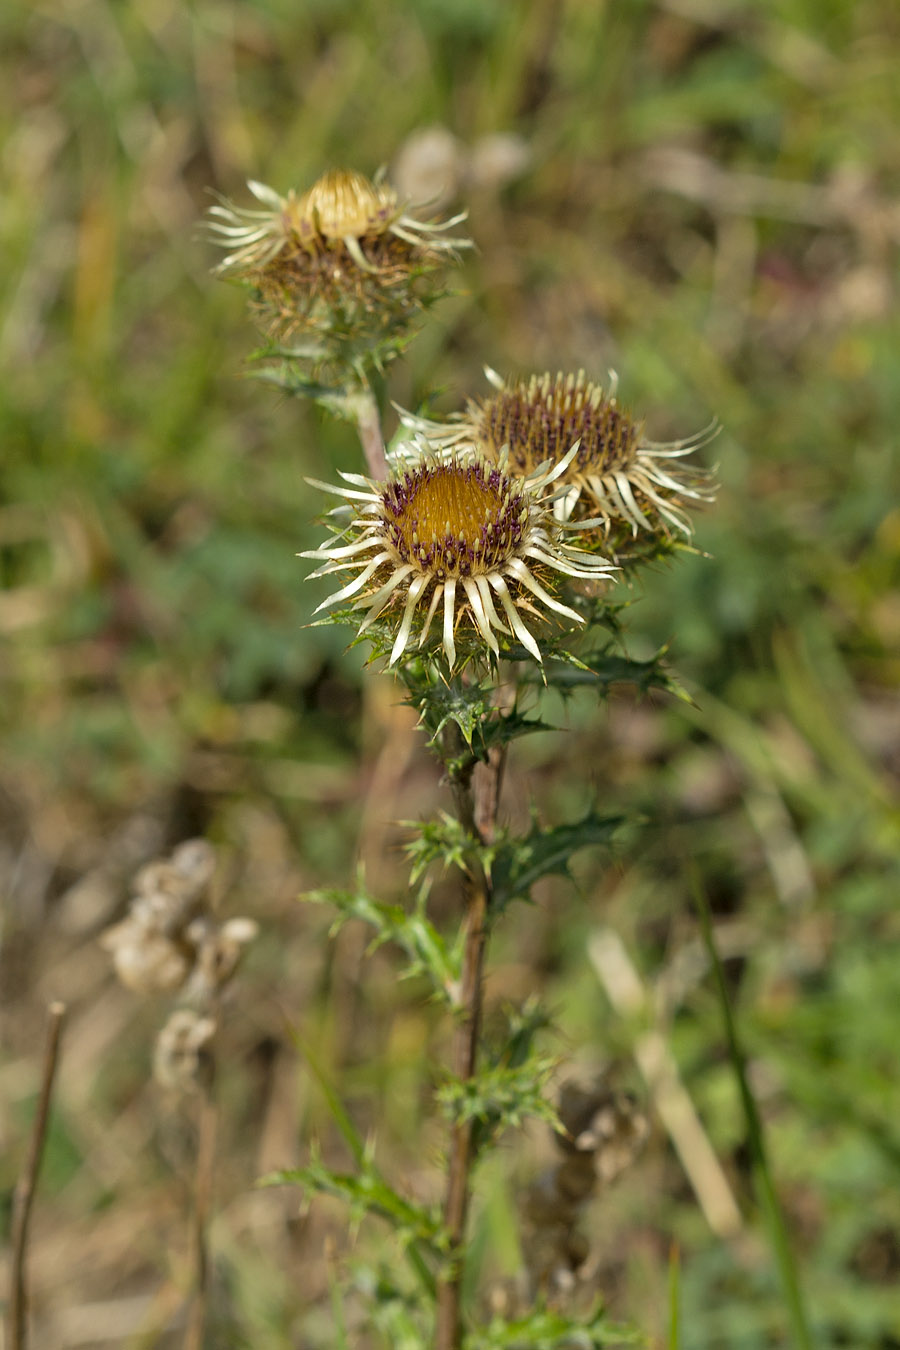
[326,1249,351,1350]
[284,1020,437,1300]
[690,869,814,1350]
[286,1021,366,1167]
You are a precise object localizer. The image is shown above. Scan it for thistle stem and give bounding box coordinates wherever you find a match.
[351,386,388,480]
[473,746,506,846]
[435,733,506,1350]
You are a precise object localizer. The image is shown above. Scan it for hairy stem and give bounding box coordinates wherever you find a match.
[473,746,506,847]
[9,1001,67,1350]
[351,386,388,480]
[435,731,506,1350]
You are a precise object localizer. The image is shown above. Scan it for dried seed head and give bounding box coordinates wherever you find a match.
[206,168,472,370]
[100,920,191,994]
[184,915,260,1002]
[480,370,643,480]
[154,1009,217,1092]
[101,838,255,1002]
[128,838,216,938]
[398,368,718,553]
[558,1079,649,1185]
[100,840,215,994]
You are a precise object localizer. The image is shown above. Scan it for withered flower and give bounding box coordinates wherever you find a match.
[101,840,257,1001]
[400,368,717,553]
[153,1009,217,1092]
[100,840,216,995]
[207,168,471,361]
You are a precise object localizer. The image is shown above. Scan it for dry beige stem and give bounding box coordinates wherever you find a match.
[589,927,743,1240]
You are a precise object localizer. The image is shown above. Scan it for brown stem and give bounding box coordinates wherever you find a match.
[184,1077,217,1350]
[352,387,388,480]
[435,735,506,1350]
[473,745,506,847]
[9,1001,67,1350]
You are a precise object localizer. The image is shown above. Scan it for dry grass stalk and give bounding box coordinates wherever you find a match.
[9,1000,67,1350]
[99,839,257,1347]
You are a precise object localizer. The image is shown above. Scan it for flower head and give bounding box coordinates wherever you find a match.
[302,446,616,670]
[399,369,717,551]
[206,168,471,358]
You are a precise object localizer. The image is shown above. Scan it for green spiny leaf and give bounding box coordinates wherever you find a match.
[260,1155,444,1254]
[405,813,492,883]
[523,643,690,702]
[305,877,460,997]
[402,667,496,750]
[492,809,625,911]
[436,1055,560,1145]
[494,999,553,1071]
[479,707,554,754]
[349,1262,433,1348]
[465,1302,644,1348]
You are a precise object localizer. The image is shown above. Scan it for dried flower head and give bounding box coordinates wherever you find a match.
[183,916,260,1003]
[399,368,717,551]
[101,839,257,1001]
[154,1009,217,1093]
[206,168,471,361]
[302,445,616,670]
[101,839,217,994]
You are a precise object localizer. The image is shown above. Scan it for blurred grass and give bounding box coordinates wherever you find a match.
[1,0,900,1345]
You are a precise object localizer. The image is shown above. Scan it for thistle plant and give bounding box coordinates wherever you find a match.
[207,165,716,1348]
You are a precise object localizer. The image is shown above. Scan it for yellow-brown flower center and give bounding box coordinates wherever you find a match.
[381,460,529,579]
[298,168,397,240]
[478,372,641,477]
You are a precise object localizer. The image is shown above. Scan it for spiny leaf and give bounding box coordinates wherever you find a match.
[440,1001,559,1150]
[351,1262,432,1346]
[260,1156,444,1252]
[494,999,553,1071]
[305,879,460,996]
[402,668,496,750]
[405,813,492,883]
[403,668,553,765]
[246,365,336,400]
[281,1006,443,1299]
[436,1056,560,1143]
[492,809,625,911]
[465,1302,644,1348]
[479,707,554,752]
[523,643,690,701]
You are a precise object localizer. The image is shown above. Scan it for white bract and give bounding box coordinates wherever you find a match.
[302,444,616,669]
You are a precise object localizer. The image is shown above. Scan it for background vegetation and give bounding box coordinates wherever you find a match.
[2,1,899,1345]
